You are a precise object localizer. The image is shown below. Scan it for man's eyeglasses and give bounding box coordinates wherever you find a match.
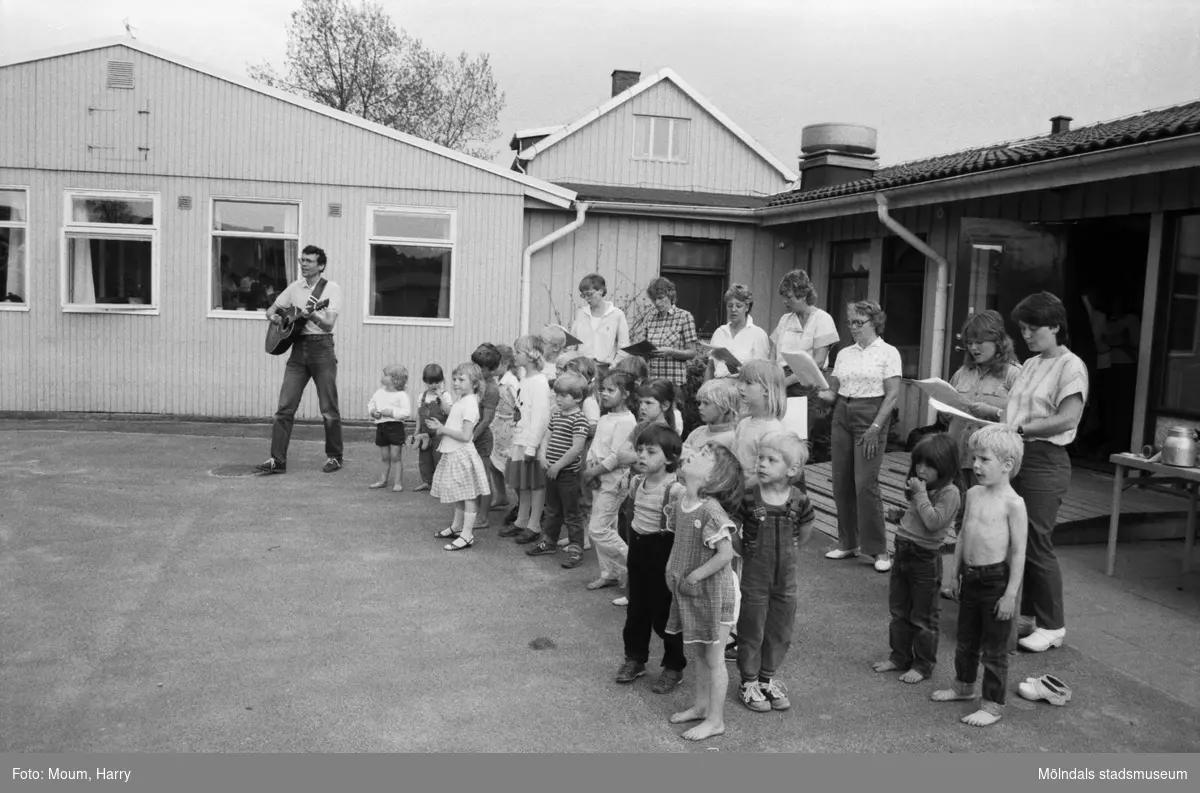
[300,257,320,264]
[848,319,870,328]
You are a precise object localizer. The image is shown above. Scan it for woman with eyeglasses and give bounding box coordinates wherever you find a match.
[819,300,902,573]
[569,273,630,381]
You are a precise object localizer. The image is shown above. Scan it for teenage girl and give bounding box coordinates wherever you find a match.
[426,363,492,551]
[665,441,745,741]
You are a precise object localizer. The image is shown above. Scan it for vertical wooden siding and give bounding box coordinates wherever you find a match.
[529,80,790,196]
[0,169,527,421]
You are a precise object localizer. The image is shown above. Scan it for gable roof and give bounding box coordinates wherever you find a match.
[516,68,798,182]
[0,37,577,209]
[768,99,1200,207]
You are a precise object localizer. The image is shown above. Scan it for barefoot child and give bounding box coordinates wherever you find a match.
[426,363,492,551]
[367,364,411,491]
[665,442,745,741]
[614,424,687,694]
[931,425,1027,727]
[580,370,639,591]
[873,433,962,683]
[412,364,452,492]
[735,431,814,713]
[525,372,591,568]
[499,336,551,543]
[733,360,787,488]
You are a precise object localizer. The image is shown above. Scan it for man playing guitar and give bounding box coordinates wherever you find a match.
[256,245,345,475]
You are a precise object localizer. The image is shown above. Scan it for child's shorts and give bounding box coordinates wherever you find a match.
[375,421,407,447]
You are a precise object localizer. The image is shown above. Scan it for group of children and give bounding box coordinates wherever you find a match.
[365,325,1032,739]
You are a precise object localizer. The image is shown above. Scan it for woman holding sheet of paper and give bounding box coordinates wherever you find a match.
[705,284,771,379]
[771,270,840,458]
[945,310,1021,485]
[819,300,902,573]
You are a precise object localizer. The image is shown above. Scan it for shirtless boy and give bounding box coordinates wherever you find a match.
[931,425,1027,727]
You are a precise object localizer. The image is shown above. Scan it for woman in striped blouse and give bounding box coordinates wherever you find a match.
[1001,292,1089,654]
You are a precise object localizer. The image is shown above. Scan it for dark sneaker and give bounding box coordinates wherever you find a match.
[760,678,791,711]
[525,540,557,556]
[739,681,771,712]
[651,668,683,694]
[614,660,646,684]
[255,458,286,475]
[513,528,541,544]
[322,458,343,473]
[724,639,738,662]
[560,546,583,569]
[497,524,524,538]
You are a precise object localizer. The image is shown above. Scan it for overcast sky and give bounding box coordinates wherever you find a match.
[4,0,1199,169]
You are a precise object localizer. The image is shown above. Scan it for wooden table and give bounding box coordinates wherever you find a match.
[1106,453,1199,576]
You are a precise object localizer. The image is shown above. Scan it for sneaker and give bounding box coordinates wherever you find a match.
[874,554,892,573]
[322,457,343,473]
[651,668,683,694]
[724,639,738,662]
[739,681,771,712]
[759,678,791,711]
[525,540,557,557]
[612,596,629,607]
[560,547,583,569]
[1018,627,1065,653]
[513,528,541,544]
[614,659,646,684]
[497,524,524,538]
[254,457,286,475]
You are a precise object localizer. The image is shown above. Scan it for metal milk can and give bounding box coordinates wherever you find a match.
[1160,426,1198,467]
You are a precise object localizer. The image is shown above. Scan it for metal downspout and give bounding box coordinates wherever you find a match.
[875,193,949,423]
[521,202,589,334]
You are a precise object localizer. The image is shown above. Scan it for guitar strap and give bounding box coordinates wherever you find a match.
[310,278,327,303]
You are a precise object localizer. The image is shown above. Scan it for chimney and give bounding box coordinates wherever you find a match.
[798,124,879,190]
[611,70,641,97]
[1050,115,1072,134]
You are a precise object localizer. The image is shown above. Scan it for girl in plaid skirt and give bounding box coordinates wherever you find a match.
[427,362,492,551]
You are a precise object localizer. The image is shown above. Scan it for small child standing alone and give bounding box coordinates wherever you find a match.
[873,433,962,683]
[367,364,412,491]
[931,425,1027,727]
[412,364,453,492]
[735,431,814,713]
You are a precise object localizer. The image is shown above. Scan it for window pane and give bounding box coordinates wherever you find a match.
[831,240,871,275]
[634,116,652,158]
[671,119,689,161]
[71,197,153,225]
[213,200,298,234]
[372,211,451,240]
[1,227,26,302]
[661,239,728,272]
[370,244,451,319]
[0,189,26,222]
[652,118,671,159]
[67,235,152,304]
[664,271,725,338]
[212,237,295,310]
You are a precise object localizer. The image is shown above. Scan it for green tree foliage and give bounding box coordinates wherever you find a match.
[249,0,505,158]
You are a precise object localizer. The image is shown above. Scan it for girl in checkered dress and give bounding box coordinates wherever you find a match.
[664,441,745,742]
[427,362,492,551]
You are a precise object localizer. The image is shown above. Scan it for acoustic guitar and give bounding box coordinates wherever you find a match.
[264,299,330,355]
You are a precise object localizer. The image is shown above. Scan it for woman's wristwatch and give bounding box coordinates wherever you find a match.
[1016,425,1025,437]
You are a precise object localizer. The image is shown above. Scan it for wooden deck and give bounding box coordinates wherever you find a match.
[805,451,1193,549]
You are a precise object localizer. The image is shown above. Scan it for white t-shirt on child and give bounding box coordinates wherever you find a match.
[438,394,480,454]
[367,388,412,424]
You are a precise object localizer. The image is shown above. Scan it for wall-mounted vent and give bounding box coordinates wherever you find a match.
[177,196,193,210]
[106,60,134,90]
[328,203,342,218]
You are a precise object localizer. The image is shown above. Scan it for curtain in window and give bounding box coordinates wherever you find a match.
[437,253,452,319]
[284,240,297,282]
[70,238,96,304]
[3,231,23,299]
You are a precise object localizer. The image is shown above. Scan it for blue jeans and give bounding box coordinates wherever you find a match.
[831,396,889,556]
[270,335,342,464]
[540,470,584,548]
[1012,441,1069,630]
[954,562,1011,706]
[888,538,942,676]
[736,520,799,683]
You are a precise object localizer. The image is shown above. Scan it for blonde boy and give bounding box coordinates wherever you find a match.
[931,425,1027,727]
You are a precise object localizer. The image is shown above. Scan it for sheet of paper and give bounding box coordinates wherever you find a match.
[782,351,829,390]
[621,339,657,357]
[551,324,583,348]
[928,397,998,425]
[782,396,808,440]
[911,377,971,412]
[704,345,742,372]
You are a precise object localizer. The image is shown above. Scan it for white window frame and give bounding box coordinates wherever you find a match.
[363,204,456,327]
[633,114,690,163]
[60,188,160,315]
[207,196,303,321]
[0,184,30,313]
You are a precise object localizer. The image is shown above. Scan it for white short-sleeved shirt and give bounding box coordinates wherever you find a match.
[709,317,771,378]
[439,394,481,453]
[1004,350,1090,446]
[272,277,343,335]
[571,303,630,365]
[771,308,839,367]
[831,337,903,398]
